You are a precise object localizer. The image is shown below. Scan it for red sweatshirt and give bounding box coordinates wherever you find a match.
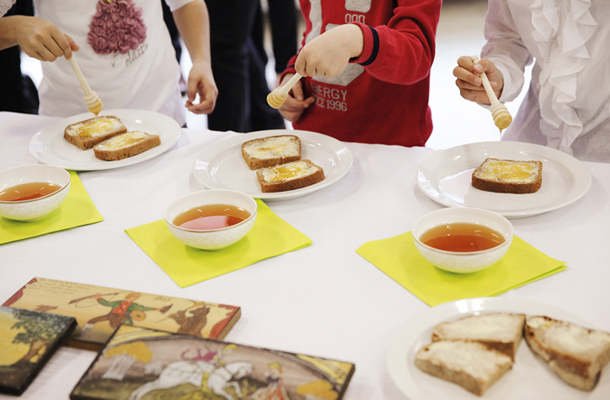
[283,0,441,147]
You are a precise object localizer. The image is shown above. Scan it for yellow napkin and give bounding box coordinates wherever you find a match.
[356,232,567,306]
[125,199,312,288]
[0,171,103,245]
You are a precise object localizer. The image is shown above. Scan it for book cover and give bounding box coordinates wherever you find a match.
[71,325,356,400]
[3,277,241,351]
[0,306,76,395]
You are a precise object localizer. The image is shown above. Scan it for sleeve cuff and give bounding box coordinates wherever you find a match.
[349,22,379,66]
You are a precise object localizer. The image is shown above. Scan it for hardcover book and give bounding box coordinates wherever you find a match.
[71,325,356,400]
[0,306,76,395]
[3,277,241,351]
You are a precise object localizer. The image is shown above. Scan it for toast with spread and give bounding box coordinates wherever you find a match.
[256,159,325,193]
[93,131,161,161]
[472,158,542,194]
[242,135,301,170]
[64,116,127,150]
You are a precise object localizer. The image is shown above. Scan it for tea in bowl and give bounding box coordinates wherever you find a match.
[165,189,257,250]
[0,164,71,221]
[412,207,513,273]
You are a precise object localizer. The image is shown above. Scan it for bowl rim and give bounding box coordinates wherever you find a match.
[165,189,258,233]
[412,207,514,256]
[0,165,71,205]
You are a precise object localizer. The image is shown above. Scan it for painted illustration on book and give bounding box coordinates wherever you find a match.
[0,306,76,395]
[71,325,356,400]
[3,277,241,351]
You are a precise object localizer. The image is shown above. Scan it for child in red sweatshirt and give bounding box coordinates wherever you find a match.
[278,0,442,147]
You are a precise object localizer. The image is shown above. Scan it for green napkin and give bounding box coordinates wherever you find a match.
[0,171,103,245]
[357,232,567,306]
[125,199,312,287]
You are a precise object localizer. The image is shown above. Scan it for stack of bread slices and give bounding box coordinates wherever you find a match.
[414,313,610,395]
[64,116,160,161]
[241,135,325,193]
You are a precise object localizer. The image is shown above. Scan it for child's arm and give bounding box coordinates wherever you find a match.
[172,0,218,115]
[348,0,442,85]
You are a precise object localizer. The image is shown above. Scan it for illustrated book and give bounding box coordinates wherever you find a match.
[70,324,356,400]
[3,277,241,351]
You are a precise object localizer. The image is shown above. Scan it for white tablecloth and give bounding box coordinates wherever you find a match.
[1,111,609,399]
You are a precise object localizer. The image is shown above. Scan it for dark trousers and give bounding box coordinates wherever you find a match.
[204,0,284,132]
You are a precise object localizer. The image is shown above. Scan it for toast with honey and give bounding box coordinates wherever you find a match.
[472,158,542,194]
[524,315,610,391]
[242,135,301,170]
[431,313,526,360]
[93,131,161,161]
[415,339,513,396]
[64,116,127,150]
[256,159,325,193]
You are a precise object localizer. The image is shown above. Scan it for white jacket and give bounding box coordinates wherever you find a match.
[482,0,609,162]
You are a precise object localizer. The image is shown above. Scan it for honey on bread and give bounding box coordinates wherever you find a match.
[479,160,536,182]
[74,117,122,138]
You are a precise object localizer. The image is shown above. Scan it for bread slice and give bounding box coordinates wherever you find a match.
[64,116,127,150]
[524,315,610,391]
[93,131,161,161]
[415,339,513,396]
[431,313,526,360]
[242,135,301,170]
[256,159,325,193]
[472,158,542,194]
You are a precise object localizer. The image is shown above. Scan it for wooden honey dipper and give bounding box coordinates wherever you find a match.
[267,73,302,109]
[68,54,103,116]
[471,56,512,132]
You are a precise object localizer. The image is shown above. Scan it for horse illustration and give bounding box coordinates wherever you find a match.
[128,360,253,400]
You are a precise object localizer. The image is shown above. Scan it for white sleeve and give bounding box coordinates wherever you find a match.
[164,0,195,13]
[481,0,533,103]
[0,0,17,17]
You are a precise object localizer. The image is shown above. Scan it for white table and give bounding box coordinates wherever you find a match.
[1,111,609,399]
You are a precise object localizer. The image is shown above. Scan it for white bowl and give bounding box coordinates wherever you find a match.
[0,165,71,221]
[412,207,513,273]
[165,189,257,251]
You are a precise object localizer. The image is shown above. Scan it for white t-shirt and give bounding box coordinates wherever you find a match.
[482,0,610,162]
[1,0,193,126]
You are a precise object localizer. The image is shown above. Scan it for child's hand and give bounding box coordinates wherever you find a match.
[453,56,504,105]
[185,60,218,115]
[295,24,363,78]
[277,74,315,123]
[15,16,79,61]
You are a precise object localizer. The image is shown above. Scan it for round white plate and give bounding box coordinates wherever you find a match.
[387,297,609,400]
[416,142,591,218]
[193,129,353,200]
[29,109,181,171]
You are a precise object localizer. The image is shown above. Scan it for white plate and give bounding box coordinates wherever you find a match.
[29,109,181,171]
[193,129,353,200]
[387,297,609,400]
[416,142,591,218]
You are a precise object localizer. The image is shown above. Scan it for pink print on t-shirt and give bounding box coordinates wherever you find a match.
[88,0,146,55]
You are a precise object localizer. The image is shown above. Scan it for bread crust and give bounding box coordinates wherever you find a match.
[524,315,610,391]
[242,135,301,170]
[64,116,127,150]
[472,158,542,194]
[93,132,161,161]
[256,159,325,193]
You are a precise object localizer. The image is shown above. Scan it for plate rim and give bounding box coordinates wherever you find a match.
[192,129,354,200]
[29,108,182,171]
[416,141,592,218]
[386,296,600,400]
